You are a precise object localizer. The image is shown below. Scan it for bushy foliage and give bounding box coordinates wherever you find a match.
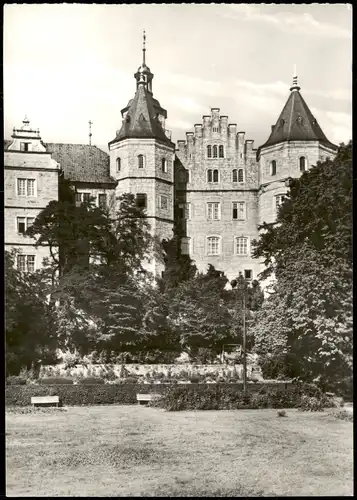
[6,376,27,386]
[298,395,325,412]
[78,377,105,385]
[40,377,74,385]
[253,143,353,389]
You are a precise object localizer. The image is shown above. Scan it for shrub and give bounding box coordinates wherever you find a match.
[79,377,105,385]
[6,376,26,386]
[298,395,325,412]
[40,377,74,385]
[331,409,353,422]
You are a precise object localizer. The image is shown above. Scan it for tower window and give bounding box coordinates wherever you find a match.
[136,193,147,209]
[213,169,219,182]
[270,160,277,176]
[207,236,220,256]
[232,170,238,182]
[236,237,249,255]
[20,142,30,152]
[138,154,145,168]
[213,145,218,158]
[219,145,224,158]
[207,145,212,158]
[299,156,306,172]
[161,158,168,173]
[17,178,36,197]
[116,158,121,172]
[207,169,212,183]
[238,169,244,182]
[181,237,191,255]
[275,194,286,213]
[212,127,219,133]
[232,202,246,220]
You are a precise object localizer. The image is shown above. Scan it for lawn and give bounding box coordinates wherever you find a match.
[6,405,353,497]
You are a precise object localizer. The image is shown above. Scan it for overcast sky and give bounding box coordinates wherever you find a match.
[4,4,352,152]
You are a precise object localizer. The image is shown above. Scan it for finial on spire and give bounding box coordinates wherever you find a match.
[142,30,146,65]
[290,65,301,92]
[89,120,93,146]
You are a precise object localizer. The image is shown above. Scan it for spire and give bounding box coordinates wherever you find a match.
[142,30,146,66]
[134,30,154,93]
[21,115,31,130]
[290,64,300,92]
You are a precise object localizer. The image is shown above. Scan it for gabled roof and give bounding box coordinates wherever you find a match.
[109,83,174,147]
[44,143,116,184]
[257,85,337,158]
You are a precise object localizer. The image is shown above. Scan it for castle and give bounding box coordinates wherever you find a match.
[4,37,338,283]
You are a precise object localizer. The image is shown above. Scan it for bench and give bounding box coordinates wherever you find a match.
[31,396,60,408]
[136,393,162,405]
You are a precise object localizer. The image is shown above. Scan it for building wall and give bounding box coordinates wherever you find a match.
[175,108,260,281]
[4,145,60,270]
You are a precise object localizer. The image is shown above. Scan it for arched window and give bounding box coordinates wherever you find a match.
[207,169,213,183]
[213,145,218,158]
[238,169,244,182]
[236,237,248,255]
[299,156,306,172]
[116,157,121,172]
[207,145,212,158]
[270,160,276,176]
[162,158,167,173]
[213,169,219,182]
[138,154,144,168]
[219,145,224,158]
[232,169,238,182]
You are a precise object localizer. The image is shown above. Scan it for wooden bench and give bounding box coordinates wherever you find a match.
[31,396,60,408]
[136,393,162,405]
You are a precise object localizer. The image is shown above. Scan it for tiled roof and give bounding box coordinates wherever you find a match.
[258,89,337,155]
[44,143,116,184]
[109,83,174,147]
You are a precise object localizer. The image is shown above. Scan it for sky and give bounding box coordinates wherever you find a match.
[4,4,352,153]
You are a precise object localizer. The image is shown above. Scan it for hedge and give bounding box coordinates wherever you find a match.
[5,382,294,407]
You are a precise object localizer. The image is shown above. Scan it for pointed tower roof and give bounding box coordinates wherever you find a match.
[109,32,174,148]
[257,74,337,158]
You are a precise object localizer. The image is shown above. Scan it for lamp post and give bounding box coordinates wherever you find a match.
[231,272,248,396]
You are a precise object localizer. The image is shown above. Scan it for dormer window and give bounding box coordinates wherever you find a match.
[270,160,277,176]
[207,145,212,158]
[161,158,168,173]
[299,156,306,172]
[138,154,145,168]
[116,158,121,172]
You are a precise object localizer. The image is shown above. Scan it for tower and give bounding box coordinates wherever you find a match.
[108,32,175,275]
[257,72,338,227]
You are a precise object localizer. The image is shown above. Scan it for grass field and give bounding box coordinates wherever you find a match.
[6,405,353,497]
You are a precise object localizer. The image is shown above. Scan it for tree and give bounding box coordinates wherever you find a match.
[252,143,353,388]
[5,250,58,375]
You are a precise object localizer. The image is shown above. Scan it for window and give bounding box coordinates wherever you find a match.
[17,178,35,197]
[232,169,238,183]
[270,160,277,176]
[299,156,306,172]
[17,217,35,233]
[136,193,147,209]
[98,194,107,209]
[138,154,144,168]
[181,237,191,255]
[213,169,219,182]
[160,195,168,210]
[238,169,244,182]
[232,202,246,220]
[275,194,286,212]
[75,192,82,204]
[207,236,220,256]
[179,202,191,219]
[212,127,219,133]
[20,142,29,152]
[244,269,252,280]
[236,237,248,255]
[75,192,91,205]
[116,158,121,172]
[162,158,168,173]
[219,145,224,158]
[207,169,212,183]
[82,193,90,203]
[207,145,212,158]
[207,202,220,220]
[213,145,218,158]
[17,254,35,272]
